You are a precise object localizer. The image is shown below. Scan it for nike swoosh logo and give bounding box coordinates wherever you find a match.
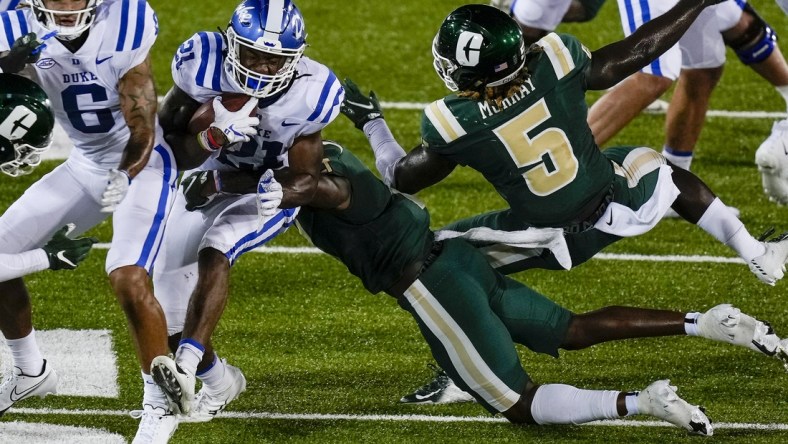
[281,120,299,127]
[96,56,113,65]
[345,99,374,110]
[605,211,613,226]
[9,374,49,402]
[414,389,441,401]
[56,250,76,268]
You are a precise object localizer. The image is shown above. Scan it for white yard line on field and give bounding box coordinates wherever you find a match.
[10,407,788,430]
[92,243,745,264]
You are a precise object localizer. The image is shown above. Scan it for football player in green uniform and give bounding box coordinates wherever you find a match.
[242,139,788,435]
[340,2,788,403]
[341,3,788,283]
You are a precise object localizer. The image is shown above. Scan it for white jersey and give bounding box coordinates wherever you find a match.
[0,0,20,11]
[171,31,343,172]
[0,0,159,167]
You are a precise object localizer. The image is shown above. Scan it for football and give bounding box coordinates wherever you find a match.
[187,93,257,134]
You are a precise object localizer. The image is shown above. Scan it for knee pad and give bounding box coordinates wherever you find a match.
[726,3,778,65]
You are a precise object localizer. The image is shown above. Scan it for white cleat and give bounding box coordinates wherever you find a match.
[0,360,58,416]
[131,404,178,444]
[181,361,247,423]
[637,380,712,436]
[151,355,195,415]
[755,119,788,206]
[748,229,788,286]
[697,304,781,355]
[399,364,477,405]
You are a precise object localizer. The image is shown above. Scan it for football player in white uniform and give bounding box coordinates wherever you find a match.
[149,0,343,427]
[0,0,20,11]
[0,2,179,443]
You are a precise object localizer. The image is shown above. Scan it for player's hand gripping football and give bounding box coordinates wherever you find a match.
[340,78,383,130]
[206,96,260,150]
[100,168,131,213]
[257,170,283,218]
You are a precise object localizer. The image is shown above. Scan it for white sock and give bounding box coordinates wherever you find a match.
[141,371,167,408]
[696,198,765,261]
[684,312,701,336]
[776,85,788,114]
[7,329,45,375]
[175,339,204,376]
[196,354,229,392]
[530,384,621,424]
[662,146,693,171]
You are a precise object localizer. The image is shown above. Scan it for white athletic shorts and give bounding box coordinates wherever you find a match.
[0,142,177,274]
[617,0,745,78]
[511,0,573,31]
[152,189,298,334]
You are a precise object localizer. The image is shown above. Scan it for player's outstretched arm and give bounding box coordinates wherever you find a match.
[585,0,724,90]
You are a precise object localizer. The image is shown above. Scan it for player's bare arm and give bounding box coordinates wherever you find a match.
[117,55,156,178]
[392,144,457,195]
[585,0,725,90]
[158,85,208,170]
[273,131,323,208]
[310,173,352,211]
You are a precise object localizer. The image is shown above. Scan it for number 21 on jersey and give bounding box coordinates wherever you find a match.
[493,98,578,196]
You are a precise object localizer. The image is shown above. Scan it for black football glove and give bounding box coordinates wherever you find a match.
[0,33,43,74]
[340,78,383,130]
[43,224,98,270]
[181,170,219,211]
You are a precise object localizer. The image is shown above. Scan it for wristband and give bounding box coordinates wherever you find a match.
[197,129,222,152]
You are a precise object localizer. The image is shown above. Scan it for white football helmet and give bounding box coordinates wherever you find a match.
[29,0,103,40]
[755,119,788,205]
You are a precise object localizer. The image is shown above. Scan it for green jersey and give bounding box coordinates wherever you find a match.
[421,33,613,228]
[296,142,433,294]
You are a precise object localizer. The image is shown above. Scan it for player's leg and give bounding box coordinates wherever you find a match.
[0,157,106,415]
[105,144,179,442]
[154,194,297,421]
[588,0,681,145]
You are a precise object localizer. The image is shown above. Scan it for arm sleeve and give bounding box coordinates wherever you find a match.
[362,119,406,186]
[0,249,49,281]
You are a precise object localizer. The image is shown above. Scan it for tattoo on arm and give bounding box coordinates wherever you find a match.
[117,55,157,177]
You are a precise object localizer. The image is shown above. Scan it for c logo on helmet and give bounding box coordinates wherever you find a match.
[0,106,37,141]
[455,31,483,67]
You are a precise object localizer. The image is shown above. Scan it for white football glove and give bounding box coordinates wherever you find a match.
[210,96,259,149]
[100,168,131,213]
[257,169,283,218]
[755,120,788,206]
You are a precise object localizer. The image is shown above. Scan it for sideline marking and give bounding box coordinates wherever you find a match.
[9,407,788,431]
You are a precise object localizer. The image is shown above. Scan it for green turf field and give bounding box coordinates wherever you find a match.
[3,0,788,442]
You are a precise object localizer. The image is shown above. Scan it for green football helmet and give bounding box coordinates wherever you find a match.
[432,4,526,92]
[0,73,55,177]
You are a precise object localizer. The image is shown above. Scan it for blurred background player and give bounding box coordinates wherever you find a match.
[0,2,179,443]
[149,0,343,434]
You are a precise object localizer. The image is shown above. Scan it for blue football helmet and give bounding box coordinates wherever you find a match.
[0,74,55,177]
[225,0,307,98]
[29,0,103,40]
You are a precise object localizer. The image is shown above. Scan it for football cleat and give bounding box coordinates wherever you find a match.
[748,228,788,286]
[181,361,247,423]
[637,380,712,436]
[0,359,58,416]
[131,403,178,444]
[151,355,195,415]
[400,364,476,405]
[755,119,788,205]
[696,304,782,355]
